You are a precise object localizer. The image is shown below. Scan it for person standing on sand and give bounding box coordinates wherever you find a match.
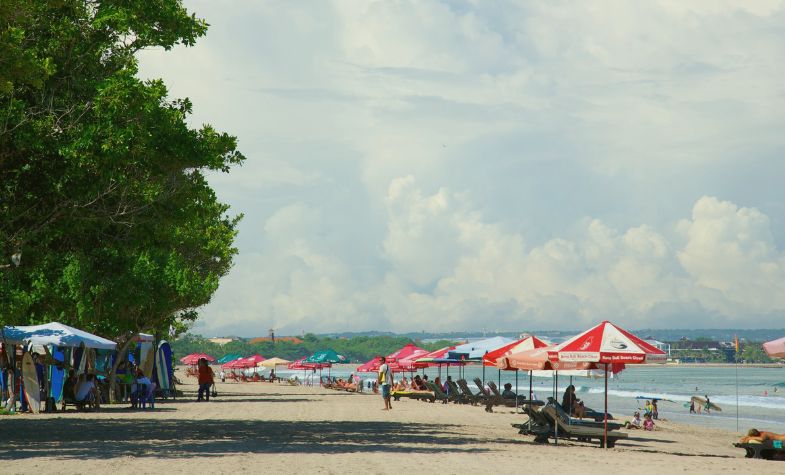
[378,356,392,410]
[197,358,214,402]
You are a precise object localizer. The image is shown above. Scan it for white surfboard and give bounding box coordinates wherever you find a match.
[22,353,40,414]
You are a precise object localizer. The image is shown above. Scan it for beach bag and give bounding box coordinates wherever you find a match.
[211,384,218,398]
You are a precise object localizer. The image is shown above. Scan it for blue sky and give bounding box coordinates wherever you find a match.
[138,0,785,336]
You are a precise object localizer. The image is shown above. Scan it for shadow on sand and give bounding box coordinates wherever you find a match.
[0,418,501,460]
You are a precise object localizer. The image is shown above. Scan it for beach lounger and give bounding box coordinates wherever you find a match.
[391,389,435,402]
[539,406,628,448]
[475,379,516,412]
[734,441,785,460]
[545,397,614,422]
[456,379,488,406]
[545,398,622,430]
[446,380,469,404]
[514,403,552,442]
[425,381,451,403]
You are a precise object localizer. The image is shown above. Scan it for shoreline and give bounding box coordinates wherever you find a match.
[653,363,784,368]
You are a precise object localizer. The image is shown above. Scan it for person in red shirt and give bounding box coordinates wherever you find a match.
[197,358,214,402]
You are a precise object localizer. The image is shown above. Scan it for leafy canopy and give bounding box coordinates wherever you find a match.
[0,0,243,341]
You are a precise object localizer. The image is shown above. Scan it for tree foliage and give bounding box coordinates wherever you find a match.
[0,1,243,343]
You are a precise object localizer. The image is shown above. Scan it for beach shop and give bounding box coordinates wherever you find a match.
[1,323,175,413]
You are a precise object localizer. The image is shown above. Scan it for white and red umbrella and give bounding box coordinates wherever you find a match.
[179,353,215,365]
[483,336,549,367]
[763,336,785,358]
[548,321,666,364]
[548,321,666,448]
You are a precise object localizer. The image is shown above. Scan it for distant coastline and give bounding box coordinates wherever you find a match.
[652,362,784,369]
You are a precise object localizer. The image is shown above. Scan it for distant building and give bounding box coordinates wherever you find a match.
[645,339,671,357]
[249,336,304,345]
[208,337,236,346]
[669,340,721,350]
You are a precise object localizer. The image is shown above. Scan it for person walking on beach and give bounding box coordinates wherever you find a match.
[378,356,392,410]
[197,358,214,402]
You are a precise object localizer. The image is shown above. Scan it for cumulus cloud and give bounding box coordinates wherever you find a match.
[136,1,785,335]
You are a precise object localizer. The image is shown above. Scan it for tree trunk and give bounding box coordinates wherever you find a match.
[108,335,135,404]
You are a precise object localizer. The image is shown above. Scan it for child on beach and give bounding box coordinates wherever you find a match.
[625,411,642,429]
[643,413,655,431]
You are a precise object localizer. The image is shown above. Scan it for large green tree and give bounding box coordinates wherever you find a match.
[0,0,243,356]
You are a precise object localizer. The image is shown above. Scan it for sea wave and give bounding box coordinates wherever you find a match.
[574,386,785,410]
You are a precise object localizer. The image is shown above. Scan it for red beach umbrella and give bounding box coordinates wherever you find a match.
[483,336,549,367]
[356,343,428,373]
[548,321,666,448]
[179,353,215,365]
[763,336,785,358]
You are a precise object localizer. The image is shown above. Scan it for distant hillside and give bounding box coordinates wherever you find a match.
[316,328,785,343]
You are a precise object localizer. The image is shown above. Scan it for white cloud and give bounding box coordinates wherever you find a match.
[137,0,785,335]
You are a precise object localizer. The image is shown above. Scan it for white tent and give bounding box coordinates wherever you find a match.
[2,322,116,350]
[451,336,515,360]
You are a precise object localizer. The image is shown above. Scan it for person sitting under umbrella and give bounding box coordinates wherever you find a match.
[562,384,586,419]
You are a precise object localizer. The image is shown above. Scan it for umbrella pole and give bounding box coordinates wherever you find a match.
[529,370,533,400]
[604,363,608,449]
[482,364,485,386]
[554,370,559,445]
[515,370,519,411]
[498,368,501,388]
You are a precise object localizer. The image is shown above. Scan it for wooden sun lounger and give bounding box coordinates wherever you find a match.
[734,441,785,460]
[513,402,551,442]
[539,406,628,448]
[457,379,488,406]
[475,378,516,412]
[546,396,614,422]
[545,399,623,431]
[392,389,435,402]
[424,381,452,403]
[446,380,469,404]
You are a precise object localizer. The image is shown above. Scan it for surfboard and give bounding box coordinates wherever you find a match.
[49,347,66,403]
[73,346,86,374]
[691,396,722,412]
[635,395,675,403]
[21,353,40,414]
[155,341,173,393]
[140,340,155,379]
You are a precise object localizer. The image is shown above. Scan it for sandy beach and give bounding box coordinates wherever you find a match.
[1,368,775,474]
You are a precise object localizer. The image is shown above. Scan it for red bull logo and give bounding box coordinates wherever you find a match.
[579,336,594,351]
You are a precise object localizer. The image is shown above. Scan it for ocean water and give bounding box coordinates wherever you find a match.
[278,364,785,433]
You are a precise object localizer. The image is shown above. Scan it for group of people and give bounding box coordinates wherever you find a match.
[689,394,712,414]
[624,411,657,431]
[327,375,358,391]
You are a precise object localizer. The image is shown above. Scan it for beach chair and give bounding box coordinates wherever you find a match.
[546,397,614,423]
[734,441,785,460]
[539,406,628,448]
[424,381,451,403]
[446,380,469,404]
[514,403,552,443]
[544,398,622,430]
[139,382,157,409]
[456,379,488,406]
[391,389,436,402]
[475,379,515,412]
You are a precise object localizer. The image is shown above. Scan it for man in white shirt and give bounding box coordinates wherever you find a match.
[75,374,98,408]
[378,356,392,410]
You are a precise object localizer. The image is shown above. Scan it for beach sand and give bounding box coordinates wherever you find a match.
[1,368,774,474]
